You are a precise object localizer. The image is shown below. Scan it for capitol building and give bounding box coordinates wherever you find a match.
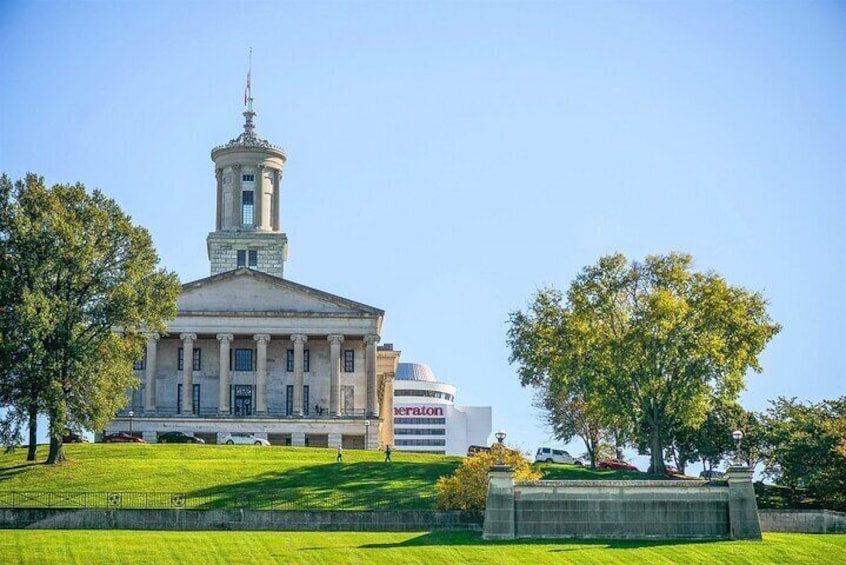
[104,90,490,451]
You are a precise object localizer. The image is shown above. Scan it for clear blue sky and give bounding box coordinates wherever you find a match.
[1,1,844,461]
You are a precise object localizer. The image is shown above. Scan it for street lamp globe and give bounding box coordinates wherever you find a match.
[495,430,506,444]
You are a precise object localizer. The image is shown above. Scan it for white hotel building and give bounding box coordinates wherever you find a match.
[392,363,491,455]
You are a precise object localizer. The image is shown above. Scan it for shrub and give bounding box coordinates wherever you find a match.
[436,444,541,511]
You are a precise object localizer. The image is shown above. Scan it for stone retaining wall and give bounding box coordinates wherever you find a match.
[0,509,482,532]
[759,509,846,534]
[484,466,762,541]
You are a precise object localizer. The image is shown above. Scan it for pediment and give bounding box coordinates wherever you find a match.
[177,269,383,316]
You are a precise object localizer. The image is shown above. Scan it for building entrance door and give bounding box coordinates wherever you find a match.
[233,385,253,416]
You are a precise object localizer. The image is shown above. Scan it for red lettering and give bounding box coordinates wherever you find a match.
[393,406,445,417]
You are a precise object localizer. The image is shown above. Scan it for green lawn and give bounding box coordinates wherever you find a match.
[0,531,844,564]
[0,444,462,509]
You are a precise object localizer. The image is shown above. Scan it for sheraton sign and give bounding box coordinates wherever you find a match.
[394,406,444,417]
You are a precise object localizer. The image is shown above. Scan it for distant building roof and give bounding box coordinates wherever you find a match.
[396,362,437,383]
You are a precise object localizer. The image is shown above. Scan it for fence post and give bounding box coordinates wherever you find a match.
[483,465,515,540]
[726,466,762,540]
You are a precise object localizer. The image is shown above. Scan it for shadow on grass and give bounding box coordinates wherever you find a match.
[187,460,460,509]
[357,531,728,550]
[0,461,45,482]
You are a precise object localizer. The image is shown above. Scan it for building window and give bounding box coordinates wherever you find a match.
[242,173,255,182]
[241,190,254,225]
[177,384,200,415]
[395,389,454,402]
[343,349,355,372]
[231,385,252,416]
[133,349,146,371]
[237,250,246,268]
[394,428,447,436]
[286,349,310,372]
[233,348,254,371]
[394,439,445,447]
[303,385,310,416]
[285,385,310,415]
[248,250,258,267]
[178,348,201,371]
[394,417,446,425]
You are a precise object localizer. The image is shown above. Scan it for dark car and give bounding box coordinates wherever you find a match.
[595,459,639,472]
[62,431,89,444]
[103,432,145,443]
[158,431,205,444]
[699,469,725,480]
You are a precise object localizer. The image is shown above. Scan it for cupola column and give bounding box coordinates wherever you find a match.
[255,164,265,231]
[232,164,242,229]
[215,168,223,230]
[272,168,281,231]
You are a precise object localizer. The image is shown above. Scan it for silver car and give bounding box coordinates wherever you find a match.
[220,433,270,446]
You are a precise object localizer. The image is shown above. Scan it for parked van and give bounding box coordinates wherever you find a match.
[535,447,580,465]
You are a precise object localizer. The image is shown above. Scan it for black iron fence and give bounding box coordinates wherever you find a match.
[0,491,437,511]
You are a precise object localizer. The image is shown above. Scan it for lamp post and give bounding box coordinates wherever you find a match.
[494,430,506,464]
[732,429,744,466]
[128,410,134,437]
[364,419,370,451]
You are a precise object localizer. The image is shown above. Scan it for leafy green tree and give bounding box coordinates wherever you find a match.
[0,174,180,464]
[761,396,846,510]
[508,253,780,474]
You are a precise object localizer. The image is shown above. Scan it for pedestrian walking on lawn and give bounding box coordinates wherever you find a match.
[336,445,343,463]
[384,445,392,463]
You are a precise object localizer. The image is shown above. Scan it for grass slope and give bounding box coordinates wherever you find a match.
[1,531,844,564]
[0,444,462,508]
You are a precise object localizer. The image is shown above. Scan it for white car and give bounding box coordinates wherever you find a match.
[534,447,581,465]
[220,433,270,446]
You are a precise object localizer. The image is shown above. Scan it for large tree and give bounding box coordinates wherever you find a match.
[508,252,780,474]
[0,174,180,464]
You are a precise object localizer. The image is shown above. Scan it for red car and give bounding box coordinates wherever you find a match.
[103,432,145,443]
[595,459,639,471]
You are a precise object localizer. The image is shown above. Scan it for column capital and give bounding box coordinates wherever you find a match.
[180,333,197,343]
[291,333,308,344]
[254,333,271,343]
[327,334,345,345]
[364,334,381,345]
[216,333,234,343]
[145,332,160,342]
[232,163,242,171]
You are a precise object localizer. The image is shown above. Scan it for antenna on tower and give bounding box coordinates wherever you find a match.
[244,47,253,111]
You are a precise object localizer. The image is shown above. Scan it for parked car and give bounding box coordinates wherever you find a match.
[664,464,679,475]
[158,431,205,444]
[595,459,638,471]
[699,469,725,480]
[535,447,581,465]
[220,433,270,446]
[467,445,492,456]
[103,432,145,443]
[62,431,89,444]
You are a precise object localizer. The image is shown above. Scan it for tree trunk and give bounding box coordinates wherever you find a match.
[26,406,37,461]
[46,434,65,464]
[649,426,664,475]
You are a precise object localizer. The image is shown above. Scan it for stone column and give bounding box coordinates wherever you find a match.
[143,333,159,414]
[180,333,197,415]
[483,465,516,540]
[726,466,762,540]
[254,334,270,414]
[364,335,379,417]
[327,334,344,416]
[217,333,233,414]
[215,167,223,230]
[291,334,307,416]
[232,164,242,229]
[255,164,265,230]
[271,168,281,231]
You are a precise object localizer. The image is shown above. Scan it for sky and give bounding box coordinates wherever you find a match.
[1,1,844,465]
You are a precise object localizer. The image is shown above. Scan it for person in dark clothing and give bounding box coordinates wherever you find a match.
[384,445,392,463]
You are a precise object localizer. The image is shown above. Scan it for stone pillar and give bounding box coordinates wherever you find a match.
[143,333,159,414]
[232,164,242,229]
[291,334,307,416]
[217,333,233,414]
[364,334,379,417]
[215,167,223,230]
[726,466,762,540]
[255,164,265,230]
[271,168,281,231]
[180,333,197,415]
[254,334,270,414]
[483,465,516,540]
[327,334,344,416]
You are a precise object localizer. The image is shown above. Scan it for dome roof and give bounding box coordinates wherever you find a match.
[396,363,437,383]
